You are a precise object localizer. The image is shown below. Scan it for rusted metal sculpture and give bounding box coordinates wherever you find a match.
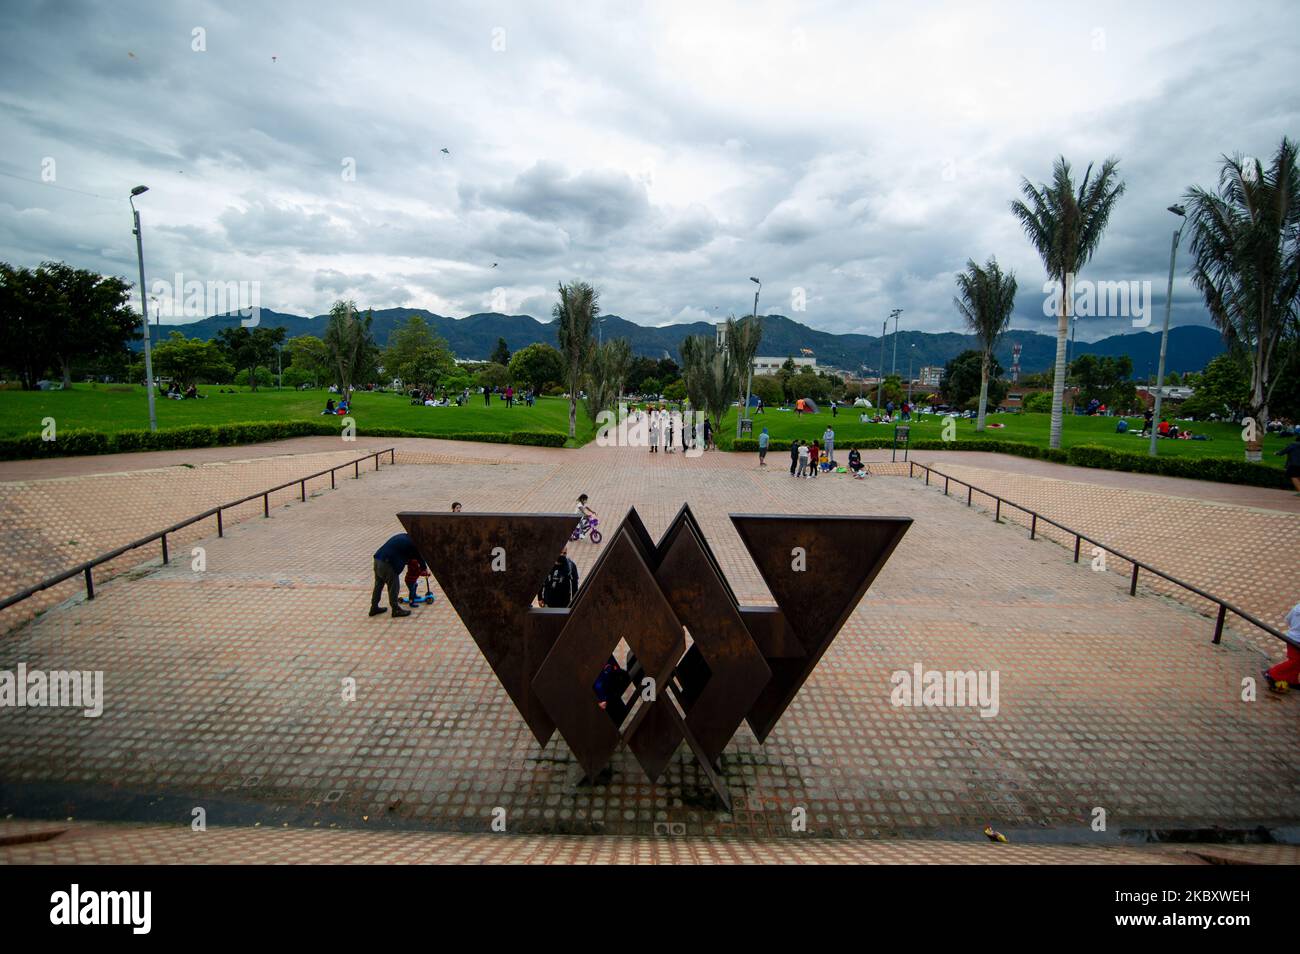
[399,506,910,807]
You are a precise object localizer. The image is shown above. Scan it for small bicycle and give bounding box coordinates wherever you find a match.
[572,516,602,544]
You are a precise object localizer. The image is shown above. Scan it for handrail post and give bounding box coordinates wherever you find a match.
[161,533,169,565]
[1073,536,1081,562]
[944,476,949,496]
[301,479,306,502]
[355,461,359,479]
[217,509,224,538]
[1129,563,1139,596]
[1213,605,1227,644]
[1030,514,1037,540]
[84,567,94,600]
[994,499,1001,523]
[374,453,380,471]
[925,468,930,486]
[331,469,336,490]
[967,486,972,507]
[390,449,395,464]
[263,493,269,518]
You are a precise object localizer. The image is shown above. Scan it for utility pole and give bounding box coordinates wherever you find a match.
[889,308,903,376]
[1149,204,1187,457]
[129,185,158,432]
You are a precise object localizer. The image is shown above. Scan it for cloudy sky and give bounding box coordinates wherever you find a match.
[1,0,1297,340]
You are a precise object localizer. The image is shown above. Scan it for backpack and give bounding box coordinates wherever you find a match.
[540,558,578,608]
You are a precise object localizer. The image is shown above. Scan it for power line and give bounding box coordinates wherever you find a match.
[0,169,121,202]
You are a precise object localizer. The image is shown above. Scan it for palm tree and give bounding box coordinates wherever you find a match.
[953,257,1018,431]
[584,337,633,422]
[1010,156,1126,448]
[554,281,599,438]
[1184,138,1300,460]
[323,300,373,399]
[725,314,763,436]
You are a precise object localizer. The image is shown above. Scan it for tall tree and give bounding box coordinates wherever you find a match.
[0,262,59,389]
[508,343,565,391]
[584,338,633,422]
[953,257,1017,430]
[553,281,599,438]
[215,325,286,391]
[681,334,735,430]
[490,336,511,366]
[382,315,455,390]
[1184,137,1300,459]
[152,331,233,389]
[1010,156,1126,448]
[323,300,375,397]
[725,314,763,436]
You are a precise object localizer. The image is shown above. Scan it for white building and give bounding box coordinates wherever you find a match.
[752,355,816,374]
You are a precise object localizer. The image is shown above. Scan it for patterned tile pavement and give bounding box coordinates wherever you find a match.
[1,439,1296,854]
[0,445,397,631]
[909,459,1300,639]
[1,818,1259,865]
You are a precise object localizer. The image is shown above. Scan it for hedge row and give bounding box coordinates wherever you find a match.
[0,420,568,460]
[729,437,1286,488]
[1063,444,1287,488]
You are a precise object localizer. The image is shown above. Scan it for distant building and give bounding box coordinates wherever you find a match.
[917,365,943,388]
[752,355,816,374]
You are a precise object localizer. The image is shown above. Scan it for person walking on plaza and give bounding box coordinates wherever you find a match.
[808,439,820,478]
[758,426,770,467]
[796,440,810,478]
[823,425,835,466]
[1263,600,1300,691]
[649,409,659,453]
[790,438,800,476]
[370,532,425,618]
[1275,426,1300,494]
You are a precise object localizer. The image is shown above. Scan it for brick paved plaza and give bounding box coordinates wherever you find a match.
[1,439,1297,862]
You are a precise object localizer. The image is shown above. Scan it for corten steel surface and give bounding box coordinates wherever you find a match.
[401,506,911,803]
[731,514,912,742]
[397,511,579,746]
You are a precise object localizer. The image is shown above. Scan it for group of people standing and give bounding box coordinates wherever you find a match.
[642,407,714,453]
[787,426,839,478]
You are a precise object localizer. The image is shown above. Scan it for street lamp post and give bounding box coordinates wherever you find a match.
[889,308,903,376]
[738,277,760,437]
[907,344,915,404]
[876,318,887,410]
[130,185,158,432]
[1149,204,1187,457]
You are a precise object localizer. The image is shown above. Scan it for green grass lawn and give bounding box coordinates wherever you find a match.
[0,384,596,447]
[707,405,1290,466]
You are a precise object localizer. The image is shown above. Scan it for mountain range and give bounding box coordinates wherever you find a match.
[157,309,1226,377]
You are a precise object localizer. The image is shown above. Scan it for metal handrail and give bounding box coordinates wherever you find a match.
[0,448,397,613]
[906,460,1293,650]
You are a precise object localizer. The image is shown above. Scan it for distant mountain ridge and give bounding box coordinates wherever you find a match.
[157,308,1226,376]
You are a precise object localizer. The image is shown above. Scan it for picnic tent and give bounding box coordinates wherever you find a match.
[795,397,820,414]
[853,397,872,408]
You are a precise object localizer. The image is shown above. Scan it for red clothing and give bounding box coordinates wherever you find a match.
[1267,645,1300,685]
[404,559,429,585]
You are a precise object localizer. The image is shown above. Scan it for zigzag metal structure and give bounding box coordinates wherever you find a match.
[399,506,911,807]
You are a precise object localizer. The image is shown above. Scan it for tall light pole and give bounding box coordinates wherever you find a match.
[1148,204,1187,457]
[876,318,887,410]
[889,308,903,376]
[738,276,760,436]
[907,343,916,404]
[130,185,158,432]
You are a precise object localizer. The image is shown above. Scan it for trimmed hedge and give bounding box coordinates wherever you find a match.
[0,420,570,460]
[728,436,1286,488]
[1064,444,1287,489]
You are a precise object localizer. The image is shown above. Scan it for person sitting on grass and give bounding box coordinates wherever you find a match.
[323,398,336,415]
[1277,427,1300,495]
[1157,418,1171,438]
